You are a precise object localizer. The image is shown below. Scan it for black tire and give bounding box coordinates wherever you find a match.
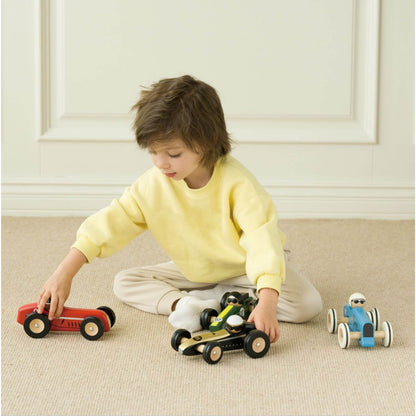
[220,292,231,310]
[203,342,223,364]
[243,330,270,359]
[23,312,51,338]
[80,316,105,341]
[171,329,191,351]
[200,308,218,329]
[97,306,116,327]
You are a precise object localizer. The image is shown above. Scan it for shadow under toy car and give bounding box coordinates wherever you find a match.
[17,301,116,341]
[200,291,257,332]
[327,294,392,349]
[172,315,270,364]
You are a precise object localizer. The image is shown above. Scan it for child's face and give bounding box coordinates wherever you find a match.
[148,139,212,189]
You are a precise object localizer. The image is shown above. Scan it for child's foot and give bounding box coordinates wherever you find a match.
[168,296,220,332]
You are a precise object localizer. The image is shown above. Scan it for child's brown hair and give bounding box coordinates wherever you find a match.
[132,75,232,169]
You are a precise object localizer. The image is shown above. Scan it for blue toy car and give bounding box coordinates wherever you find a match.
[327,293,393,349]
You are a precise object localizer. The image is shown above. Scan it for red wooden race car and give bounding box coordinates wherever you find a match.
[17,301,116,341]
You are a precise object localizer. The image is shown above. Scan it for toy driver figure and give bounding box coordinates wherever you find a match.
[349,293,366,308]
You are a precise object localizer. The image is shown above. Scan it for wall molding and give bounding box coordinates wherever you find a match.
[2,180,413,219]
[35,0,380,144]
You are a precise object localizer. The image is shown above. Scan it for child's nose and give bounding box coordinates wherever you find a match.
[155,155,169,169]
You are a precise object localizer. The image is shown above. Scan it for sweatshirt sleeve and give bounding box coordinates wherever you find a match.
[71,182,147,263]
[233,186,286,294]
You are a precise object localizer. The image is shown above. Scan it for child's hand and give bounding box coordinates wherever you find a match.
[247,288,280,343]
[37,272,72,320]
[37,248,86,320]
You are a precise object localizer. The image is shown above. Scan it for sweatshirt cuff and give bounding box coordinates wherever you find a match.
[71,236,100,263]
[256,273,282,295]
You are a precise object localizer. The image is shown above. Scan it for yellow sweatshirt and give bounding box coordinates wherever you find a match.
[72,156,286,293]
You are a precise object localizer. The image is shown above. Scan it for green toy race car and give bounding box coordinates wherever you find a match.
[171,314,270,365]
[200,291,257,332]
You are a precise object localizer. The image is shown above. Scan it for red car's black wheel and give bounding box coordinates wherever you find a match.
[80,316,105,341]
[97,306,116,327]
[23,312,51,338]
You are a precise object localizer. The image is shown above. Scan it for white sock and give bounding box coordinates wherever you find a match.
[168,296,220,332]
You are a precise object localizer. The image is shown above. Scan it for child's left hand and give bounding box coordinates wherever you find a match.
[247,288,280,343]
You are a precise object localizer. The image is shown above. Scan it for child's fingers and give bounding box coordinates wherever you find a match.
[257,321,279,343]
[37,291,44,312]
[55,298,65,319]
[37,290,49,314]
[269,328,279,343]
[47,295,59,320]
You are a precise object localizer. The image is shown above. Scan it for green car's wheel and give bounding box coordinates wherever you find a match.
[24,312,51,338]
[243,330,270,359]
[203,342,223,364]
[200,308,218,330]
[171,329,191,351]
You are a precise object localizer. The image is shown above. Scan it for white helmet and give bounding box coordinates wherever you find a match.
[224,315,245,334]
[226,315,244,327]
[348,292,366,306]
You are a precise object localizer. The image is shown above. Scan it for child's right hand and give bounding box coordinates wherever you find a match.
[37,271,73,320]
[37,248,87,320]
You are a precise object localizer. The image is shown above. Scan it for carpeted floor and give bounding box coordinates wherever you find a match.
[1,217,415,416]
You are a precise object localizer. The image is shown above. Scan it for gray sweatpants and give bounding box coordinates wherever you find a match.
[113,258,323,323]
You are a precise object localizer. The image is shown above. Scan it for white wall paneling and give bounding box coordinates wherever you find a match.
[2,0,414,218]
[3,179,413,219]
[36,0,380,144]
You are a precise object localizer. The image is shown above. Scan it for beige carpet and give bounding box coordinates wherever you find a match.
[1,217,414,416]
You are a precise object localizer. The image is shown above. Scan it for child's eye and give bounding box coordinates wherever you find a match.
[168,153,182,158]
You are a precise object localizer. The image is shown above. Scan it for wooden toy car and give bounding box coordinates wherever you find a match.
[17,301,116,341]
[200,291,256,332]
[171,315,270,364]
[327,293,393,348]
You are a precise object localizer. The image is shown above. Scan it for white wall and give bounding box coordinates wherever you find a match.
[2,0,414,218]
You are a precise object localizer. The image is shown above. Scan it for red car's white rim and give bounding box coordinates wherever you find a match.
[29,318,46,334]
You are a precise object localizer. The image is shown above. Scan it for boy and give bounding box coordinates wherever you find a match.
[38,75,322,343]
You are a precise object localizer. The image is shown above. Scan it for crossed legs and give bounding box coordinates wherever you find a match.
[113,260,322,323]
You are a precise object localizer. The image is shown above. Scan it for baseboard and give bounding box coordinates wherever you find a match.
[1,180,414,219]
